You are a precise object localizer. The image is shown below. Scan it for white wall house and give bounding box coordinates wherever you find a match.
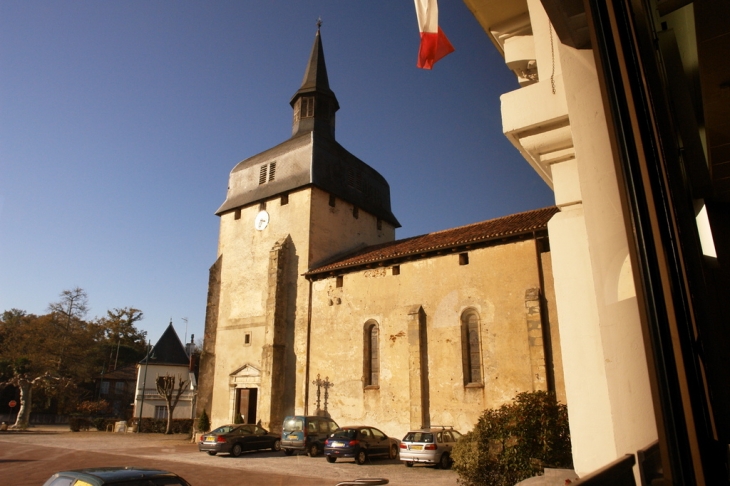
[133,323,197,422]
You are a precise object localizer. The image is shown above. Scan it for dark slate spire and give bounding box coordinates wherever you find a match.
[290,22,340,139]
[140,321,190,366]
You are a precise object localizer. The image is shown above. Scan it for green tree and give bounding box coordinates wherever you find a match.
[196,409,211,433]
[451,391,573,486]
[0,290,149,422]
[96,307,147,370]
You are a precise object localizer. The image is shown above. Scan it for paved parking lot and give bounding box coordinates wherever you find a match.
[0,426,459,486]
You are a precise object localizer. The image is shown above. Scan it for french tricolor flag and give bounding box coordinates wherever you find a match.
[414,0,454,69]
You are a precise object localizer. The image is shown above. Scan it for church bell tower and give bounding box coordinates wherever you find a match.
[199,25,400,432]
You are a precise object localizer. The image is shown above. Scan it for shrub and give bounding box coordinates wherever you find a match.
[197,409,210,433]
[92,417,121,431]
[68,416,94,432]
[451,391,572,486]
[137,418,193,434]
[233,413,243,424]
[76,400,111,416]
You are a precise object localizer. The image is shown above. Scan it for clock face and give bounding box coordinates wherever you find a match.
[254,210,269,230]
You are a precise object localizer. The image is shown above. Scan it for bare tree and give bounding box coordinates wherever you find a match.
[48,287,88,373]
[155,374,189,434]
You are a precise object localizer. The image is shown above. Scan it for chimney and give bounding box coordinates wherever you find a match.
[188,334,195,371]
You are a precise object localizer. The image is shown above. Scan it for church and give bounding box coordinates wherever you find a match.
[196,26,566,438]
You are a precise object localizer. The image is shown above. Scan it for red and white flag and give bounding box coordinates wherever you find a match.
[414,0,454,69]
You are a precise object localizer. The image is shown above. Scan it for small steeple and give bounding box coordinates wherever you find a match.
[290,21,340,139]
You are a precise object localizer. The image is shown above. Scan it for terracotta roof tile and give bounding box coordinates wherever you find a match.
[307,206,558,275]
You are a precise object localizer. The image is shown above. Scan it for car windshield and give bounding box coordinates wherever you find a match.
[331,429,358,439]
[283,418,303,432]
[403,432,434,443]
[211,425,237,435]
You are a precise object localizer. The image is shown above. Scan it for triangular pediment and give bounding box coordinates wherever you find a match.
[230,363,261,378]
[229,363,261,387]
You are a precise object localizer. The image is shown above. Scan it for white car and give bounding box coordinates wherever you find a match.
[399,426,462,469]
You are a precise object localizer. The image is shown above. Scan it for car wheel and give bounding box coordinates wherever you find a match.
[355,449,368,465]
[389,444,398,460]
[207,451,217,456]
[231,443,243,458]
[404,461,413,467]
[272,439,281,452]
[438,453,451,469]
[326,456,336,463]
[308,443,320,457]
[284,448,294,456]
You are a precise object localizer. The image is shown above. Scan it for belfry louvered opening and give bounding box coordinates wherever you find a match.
[258,162,277,185]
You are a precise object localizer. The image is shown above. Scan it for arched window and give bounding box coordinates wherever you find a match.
[363,321,379,387]
[461,310,482,385]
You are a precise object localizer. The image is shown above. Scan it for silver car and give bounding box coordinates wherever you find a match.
[399,426,462,469]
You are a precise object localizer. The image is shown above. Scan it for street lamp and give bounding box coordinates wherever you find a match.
[136,343,154,433]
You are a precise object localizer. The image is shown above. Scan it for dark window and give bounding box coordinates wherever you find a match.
[268,161,276,182]
[244,333,251,346]
[392,265,400,276]
[259,201,266,211]
[234,209,241,220]
[461,310,482,385]
[336,276,343,288]
[154,406,168,419]
[283,417,303,432]
[281,194,289,205]
[459,252,469,265]
[332,428,358,439]
[301,97,314,118]
[259,165,268,185]
[364,321,380,387]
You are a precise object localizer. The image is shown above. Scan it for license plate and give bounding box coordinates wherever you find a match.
[205,437,215,443]
[332,441,344,448]
[410,445,423,450]
[288,434,298,439]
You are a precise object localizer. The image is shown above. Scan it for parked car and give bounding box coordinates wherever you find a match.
[399,426,463,469]
[281,415,339,456]
[324,425,399,465]
[199,423,281,457]
[42,467,190,486]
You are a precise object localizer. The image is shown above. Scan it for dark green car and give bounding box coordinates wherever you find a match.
[42,467,191,486]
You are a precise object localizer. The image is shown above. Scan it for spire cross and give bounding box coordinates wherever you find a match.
[316,17,322,30]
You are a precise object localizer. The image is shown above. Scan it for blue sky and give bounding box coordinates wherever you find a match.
[0,1,553,344]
